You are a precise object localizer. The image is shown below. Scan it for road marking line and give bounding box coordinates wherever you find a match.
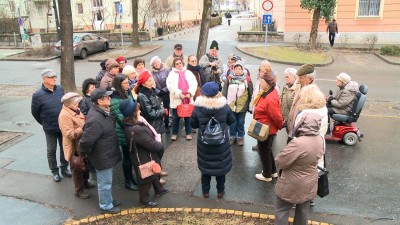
[362,114,400,119]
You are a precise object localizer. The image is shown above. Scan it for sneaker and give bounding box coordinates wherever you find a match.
[112,200,121,207]
[271,173,278,178]
[237,138,244,146]
[186,134,192,140]
[52,173,61,182]
[310,199,315,206]
[229,138,236,145]
[255,173,272,182]
[100,206,120,214]
[61,169,72,178]
[252,145,258,151]
[156,188,170,197]
[171,135,178,141]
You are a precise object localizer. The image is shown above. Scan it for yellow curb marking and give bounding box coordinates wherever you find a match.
[251,213,260,218]
[183,208,192,213]
[128,209,136,214]
[135,208,144,213]
[143,208,151,213]
[243,212,251,217]
[234,211,243,216]
[218,209,227,214]
[210,208,219,213]
[201,208,210,213]
[167,208,175,212]
[159,208,168,213]
[151,208,159,213]
[79,218,88,223]
[88,216,97,222]
[120,210,128,215]
[104,214,113,218]
[175,208,183,212]
[227,209,235,215]
[193,208,202,212]
[260,214,269,219]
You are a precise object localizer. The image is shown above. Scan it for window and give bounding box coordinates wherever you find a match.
[77,3,83,15]
[93,0,103,7]
[358,0,380,16]
[9,1,15,13]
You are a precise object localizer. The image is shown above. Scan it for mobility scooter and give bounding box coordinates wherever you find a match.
[325,84,368,146]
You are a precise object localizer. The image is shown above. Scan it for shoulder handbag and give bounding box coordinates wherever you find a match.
[177,99,194,118]
[70,154,88,172]
[317,154,329,198]
[129,132,161,179]
[247,119,270,142]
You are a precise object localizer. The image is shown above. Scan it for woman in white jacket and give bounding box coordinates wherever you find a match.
[166,57,198,141]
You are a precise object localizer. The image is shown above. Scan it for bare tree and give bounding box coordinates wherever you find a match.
[57,0,76,92]
[151,0,176,29]
[197,0,212,60]
[239,0,249,11]
[131,0,140,47]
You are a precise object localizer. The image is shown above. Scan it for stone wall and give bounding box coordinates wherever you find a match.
[237,31,284,42]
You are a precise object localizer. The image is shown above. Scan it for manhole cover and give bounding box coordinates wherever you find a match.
[0,131,31,152]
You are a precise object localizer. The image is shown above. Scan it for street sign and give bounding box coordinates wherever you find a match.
[262,14,273,24]
[117,4,123,14]
[262,0,273,11]
[18,17,23,26]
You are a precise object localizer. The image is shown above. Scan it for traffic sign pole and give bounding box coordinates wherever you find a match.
[118,4,125,54]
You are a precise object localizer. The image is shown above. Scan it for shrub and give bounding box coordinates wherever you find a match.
[364,34,378,50]
[380,45,400,56]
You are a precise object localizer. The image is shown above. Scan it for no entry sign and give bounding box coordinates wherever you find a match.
[262,0,273,11]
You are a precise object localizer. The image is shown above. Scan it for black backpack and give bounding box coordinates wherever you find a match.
[201,116,225,145]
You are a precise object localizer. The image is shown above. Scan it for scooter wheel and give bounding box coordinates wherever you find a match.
[343,132,358,146]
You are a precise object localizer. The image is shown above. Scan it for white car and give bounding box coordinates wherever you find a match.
[236,11,255,18]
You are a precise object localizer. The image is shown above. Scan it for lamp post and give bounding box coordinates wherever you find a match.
[52,0,61,41]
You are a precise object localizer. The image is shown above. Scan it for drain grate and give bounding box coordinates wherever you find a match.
[0,131,31,152]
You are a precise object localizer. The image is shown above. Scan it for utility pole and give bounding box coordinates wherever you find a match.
[178,0,182,28]
[52,0,61,41]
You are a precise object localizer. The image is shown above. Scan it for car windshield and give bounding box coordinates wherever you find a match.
[73,35,81,43]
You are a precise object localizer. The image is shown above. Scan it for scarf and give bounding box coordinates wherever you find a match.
[177,70,189,94]
[187,64,205,86]
[228,74,246,85]
[138,116,161,143]
[253,87,273,107]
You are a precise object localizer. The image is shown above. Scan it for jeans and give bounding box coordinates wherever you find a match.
[96,167,114,210]
[329,32,336,47]
[172,108,191,135]
[121,145,137,184]
[258,135,277,178]
[229,112,246,138]
[275,196,310,225]
[45,132,68,174]
[201,174,225,194]
[163,99,170,129]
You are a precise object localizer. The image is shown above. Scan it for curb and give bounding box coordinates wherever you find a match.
[63,207,334,225]
[373,52,400,65]
[236,45,334,67]
[0,55,59,61]
[87,45,162,62]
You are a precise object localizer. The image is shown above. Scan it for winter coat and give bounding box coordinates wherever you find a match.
[330,81,358,115]
[281,82,301,121]
[253,88,284,135]
[79,95,92,115]
[31,84,64,133]
[79,104,121,170]
[95,69,106,87]
[137,86,166,134]
[100,72,114,90]
[275,112,324,204]
[191,95,235,176]
[187,64,207,88]
[199,53,223,86]
[166,67,198,109]
[326,21,338,33]
[123,121,163,185]
[58,105,85,161]
[152,64,170,101]
[222,75,254,113]
[110,91,133,146]
[164,54,188,69]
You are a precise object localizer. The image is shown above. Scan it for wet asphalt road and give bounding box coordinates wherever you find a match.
[0,18,399,225]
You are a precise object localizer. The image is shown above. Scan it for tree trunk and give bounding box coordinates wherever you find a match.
[57,0,76,92]
[309,8,320,50]
[131,0,140,47]
[196,0,212,60]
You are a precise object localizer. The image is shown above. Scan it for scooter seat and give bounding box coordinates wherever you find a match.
[332,114,350,122]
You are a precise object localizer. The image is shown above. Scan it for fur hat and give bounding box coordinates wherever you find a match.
[105,59,119,71]
[297,64,315,76]
[210,40,219,50]
[119,99,138,118]
[336,72,351,85]
[202,82,219,97]
[150,56,161,67]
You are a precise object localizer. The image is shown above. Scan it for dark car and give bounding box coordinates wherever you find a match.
[54,33,109,59]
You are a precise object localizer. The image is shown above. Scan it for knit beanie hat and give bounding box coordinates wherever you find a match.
[122,65,136,76]
[105,59,119,71]
[201,81,219,97]
[115,56,127,64]
[210,40,219,50]
[137,71,152,86]
[262,69,276,88]
[119,99,138,118]
[233,61,244,70]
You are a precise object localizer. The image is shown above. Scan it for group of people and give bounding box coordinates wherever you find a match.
[31,39,359,223]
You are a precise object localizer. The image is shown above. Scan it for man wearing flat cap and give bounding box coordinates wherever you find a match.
[165,44,188,68]
[79,88,122,214]
[199,40,223,89]
[31,69,71,182]
[286,64,327,142]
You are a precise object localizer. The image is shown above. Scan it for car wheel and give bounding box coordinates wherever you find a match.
[102,43,108,52]
[343,132,358,146]
[80,49,87,59]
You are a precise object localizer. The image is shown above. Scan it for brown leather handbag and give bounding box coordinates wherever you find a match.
[70,154,87,172]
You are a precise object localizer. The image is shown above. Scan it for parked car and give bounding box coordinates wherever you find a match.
[236,11,255,18]
[54,33,109,59]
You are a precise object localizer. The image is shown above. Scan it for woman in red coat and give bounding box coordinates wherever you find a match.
[253,69,284,182]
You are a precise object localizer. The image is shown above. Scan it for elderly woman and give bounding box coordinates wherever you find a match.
[110,74,138,191]
[274,111,324,225]
[191,82,235,199]
[150,56,171,132]
[120,99,169,207]
[166,57,197,141]
[253,69,284,182]
[58,92,93,199]
[187,55,206,101]
[281,68,300,123]
[122,65,138,91]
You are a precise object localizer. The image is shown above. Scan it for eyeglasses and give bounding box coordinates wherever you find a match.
[122,81,129,85]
